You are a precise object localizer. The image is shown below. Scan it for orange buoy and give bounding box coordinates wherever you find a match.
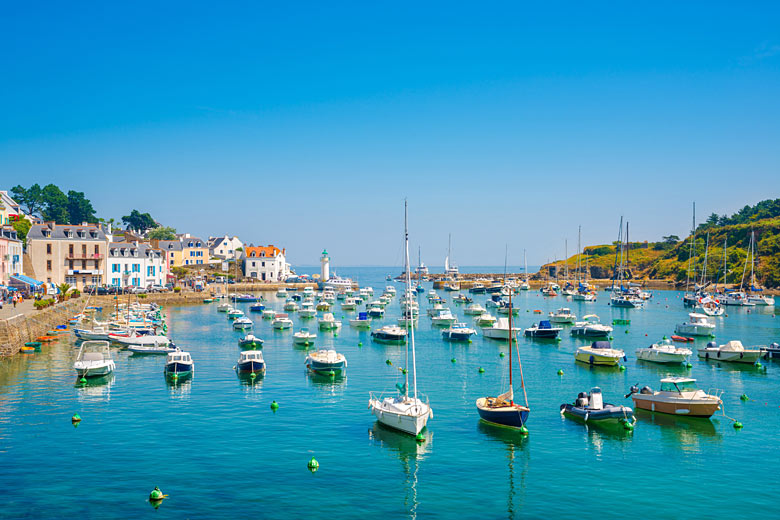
[37,336,57,342]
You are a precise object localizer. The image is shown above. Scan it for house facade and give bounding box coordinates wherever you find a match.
[0,226,23,285]
[178,234,208,266]
[107,242,166,288]
[26,222,109,289]
[243,245,290,281]
[0,191,23,226]
[208,235,243,260]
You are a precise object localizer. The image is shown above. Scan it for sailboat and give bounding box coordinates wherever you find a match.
[610,218,643,308]
[476,259,530,430]
[444,233,458,277]
[519,249,530,290]
[369,201,433,436]
[745,230,775,306]
[682,203,699,306]
[415,246,426,293]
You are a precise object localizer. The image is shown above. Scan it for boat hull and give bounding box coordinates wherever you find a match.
[697,350,763,363]
[74,361,115,378]
[371,332,406,343]
[560,403,634,425]
[674,324,715,337]
[236,361,266,374]
[164,362,193,374]
[442,331,474,341]
[307,360,346,373]
[574,350,623,366]
[476,399,529,428]
[369,399,431,436]
[631,395,720,418]
[636,351,688,364]
[525,329,560,339]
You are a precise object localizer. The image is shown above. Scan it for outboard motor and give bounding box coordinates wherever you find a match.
[629,385,639,395]
[576,391,589,407]
[589,387,603,410]
[640,386,653,395]
[707,341,717,349]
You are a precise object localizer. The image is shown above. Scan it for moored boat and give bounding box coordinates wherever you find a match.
[697,340,764,364]
[627,378,722,418]
[73,341,115,378]
[349,311,372,329]
[575,341,625,366]
[549,307,576,324]
[636,337,692,364]
[238,334,264,349]
[293,328,317,346]
[674,313,715,337]
[305,349,347,374]
[318,312,342,331]
[570,314,613,338]
[164,351,194,377]
[560,387,635,428]
[371,325,408,343]
[272,313,293,330]
[441,323,476,342]
[235,350,266,374]
[524,320,562,339]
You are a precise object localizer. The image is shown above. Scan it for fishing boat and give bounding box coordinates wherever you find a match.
[475,312,498,328]
[235,351,265,375]
[341,298,358,311]
[293,328,317,346]
[570,315,613,338]
[371,324,408,343]
[481,317,521,340]
[469,283,486,294]
[298,302,317,318]
[217,302,231,312]
[283,300,298,312]
[697,340,764,364]
[305,349,347,374]
[238,334,264,349]
[627,378,722,417]
[233,316,253,330]
[452,294,472,304]
[316,300,331,311]
[524,320,562,339]
[367,304,385,318]
[442,323,476,342]
[476,287,530,429]
[272,313,293,330]
[560,387,635,427]
[350,311,372,329]
[636,337,692,364]
[549,307,576,324]
[73,341,115,378]
[369,201,432,436]
[318,313,342,331]
[575,341,625,366]
[463,303,486,315]
[674,313,715,337]
[164,351,194,377]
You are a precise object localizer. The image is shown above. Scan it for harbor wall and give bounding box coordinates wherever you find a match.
[0,300,83,358]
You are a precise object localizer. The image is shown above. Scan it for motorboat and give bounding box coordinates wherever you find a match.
[442,323,477,342]
[367,304,385,318]
[262,309,276,320]
[747,294,775,306]
[249,303,265,312]
[463,303,486,316]
[318,313,342,331]
[430,309,457,327]
[481,317,521,340]
[341,298,358,311]
[371,325,408,343]
[570,315,613,338]
[397,310,419,327]
[636,337,692,364]
[235,350,266,375]
[109,330,171,348]
[164,351,194,377]
[610,293,644,308]
[549,307,577,324]
[298,302,317,319]
[73,326,112,341]
[427,302,447,317]
[572,291,596,302]
[293,328,317,346]
[283,300,299,312]
[73,341,115,378]
[474,313,497,328]
[763,342,780,359]
[524,320,562,339]
[560,387,635,427]
[127,343,178,355]
[272,313,293,330]
[233,316,253,330]
[349,311,372,329]
[695,296,724,317]
[384,285,396,296]
[469,283,486,294]
[233,294,262,303]
[305,349,347,374]
[276,288,288,297]
[575,341,626,366]
[238,334,264,349]
[316,301,331,311]
[303,286,315,298]
[697,340,765,364]
[217,302,231,312]
[496,302,519,316]
[452,294,472,304]
[227,308,244,320]
[720,291,753,306]
[674,313,715,337]
[627,378,722,418]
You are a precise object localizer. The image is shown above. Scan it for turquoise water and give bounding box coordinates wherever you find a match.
[1,267,779,519]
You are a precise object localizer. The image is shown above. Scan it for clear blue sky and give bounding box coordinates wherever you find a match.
[1,1,778,267]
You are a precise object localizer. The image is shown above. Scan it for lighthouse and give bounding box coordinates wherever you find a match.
[320,249,330,281]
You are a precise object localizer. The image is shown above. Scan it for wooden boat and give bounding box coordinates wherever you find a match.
[627,378,721,418]
[476,288,530,429]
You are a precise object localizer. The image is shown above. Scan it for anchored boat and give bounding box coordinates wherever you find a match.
[305,349,347,374]
[561,387,635,427]
[575,341,626,366]
[627,378,721,418]
[636,337,692,364]
[74,341,115,378]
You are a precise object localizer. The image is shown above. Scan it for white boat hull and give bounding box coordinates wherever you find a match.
[74,360,116,378]
[674,323,715,337]
[636,350,689,364]
[369,398,431,436]
[697,349,762,363]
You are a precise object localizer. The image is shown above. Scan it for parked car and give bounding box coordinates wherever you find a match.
[128,286,147,294]
[147,284,168,293]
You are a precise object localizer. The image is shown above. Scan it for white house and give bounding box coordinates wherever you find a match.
[107,242,166,288]
[208,235,243,261]
[0,225,23,285]
[242,245,290,282]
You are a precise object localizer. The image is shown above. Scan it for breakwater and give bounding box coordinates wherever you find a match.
[0,299,83,357]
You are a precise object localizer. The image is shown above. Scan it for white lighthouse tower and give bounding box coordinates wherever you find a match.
[320,249,330,281]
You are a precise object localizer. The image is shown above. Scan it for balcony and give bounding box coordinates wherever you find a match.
[66,253,104,260]
[68,269,104,275]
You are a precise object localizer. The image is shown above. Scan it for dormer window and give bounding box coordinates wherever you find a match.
[77,230,85,238]
[90,231,97,238]
[64,229,73,238]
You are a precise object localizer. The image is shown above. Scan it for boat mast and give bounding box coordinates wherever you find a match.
[404,200,418,401]
[700,232,710,289]
[626,221,630,281]
[739,231,751,291]
[523,249,528,283]
[722,237,727,289]
[564,239,568,282]
[750,230,756,290]
[576,226,582,284]
[610,216,624,292]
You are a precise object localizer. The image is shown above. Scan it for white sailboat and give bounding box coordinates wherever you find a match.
[519,249,530,290]
[369,201,432,436]
[444,233,458,277]
[745,230,775,306]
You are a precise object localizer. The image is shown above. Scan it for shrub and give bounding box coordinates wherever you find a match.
[71,289,81,298]
[173,287,181,293]
[138,293,147,299]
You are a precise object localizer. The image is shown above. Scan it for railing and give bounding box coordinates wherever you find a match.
[66,253,103,260]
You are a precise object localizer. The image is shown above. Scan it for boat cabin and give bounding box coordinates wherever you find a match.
[239,351,263,362]
[659,378,698,393]
[591,341,612,349]
[167,352,192,364]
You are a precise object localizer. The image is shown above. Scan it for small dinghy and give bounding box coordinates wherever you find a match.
[560,387,635,428]
[238,334,264,349]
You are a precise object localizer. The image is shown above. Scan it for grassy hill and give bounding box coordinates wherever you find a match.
[543,199,780,288]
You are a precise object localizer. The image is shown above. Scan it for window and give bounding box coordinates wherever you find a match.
[81,260,87,269]
[91,276,100,284]
[112,264,120,273]
[251,261,255,267]
[46,243,52,254]
[69,244,74,255]
[65,276,77,284]
[69,260,74,269]
[262,261,266,267]
[94,245,99,254]
[46,260,52,271]
[148,266,155,276]
[112,278,120,286]
[132,263,140,272]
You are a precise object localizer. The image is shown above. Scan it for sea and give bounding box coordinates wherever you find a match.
[1,266,778,519]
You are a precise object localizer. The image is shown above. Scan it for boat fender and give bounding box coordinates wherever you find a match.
[623,355,627,362]
[589,355,594,365]
[717,351,721,358]
[740,352,743,359]
[584,412,589,422]
[705,352,709,360]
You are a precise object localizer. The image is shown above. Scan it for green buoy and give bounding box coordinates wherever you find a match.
[328,370,335,378]
[625,329,629,334]
[79,377,87,385]
[685,362,692,368]
[478,367,485,373]
[402,368,407,375]
[499,352,505,358]
[557,369,564,376]
[71,413,81,423]
[733,421,743,429]
[386,359,392,365]
[308,457,319,471]
[756,362,763,368]
[519,425,529,435]
[622,420,634,431]
[149,486,165,502]
[451,358,457,363]
[415,433,425,443]
[740,394,749,401]
[358,342,362,347]
[333,333,338,338]
[250,372,257,379]
[270,400,279,411]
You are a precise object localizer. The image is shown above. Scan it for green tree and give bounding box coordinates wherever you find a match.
[12,219,31,244]
[148,226,177,240]
[66,190,97,224]
[122,209,157,232]
[41,184,70,223]
[10,184,44,217]
[662,235,680,244]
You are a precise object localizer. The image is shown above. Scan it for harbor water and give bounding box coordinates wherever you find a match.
[1,267,779,519]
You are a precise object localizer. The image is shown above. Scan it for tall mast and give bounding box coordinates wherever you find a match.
[625,221,630,280]
[700,232,710,288]
[404,200,418,401]
[750,230,756,290]
[523,249,528,283]
[564,239,568,281]
[610,216,623,292]
[722,237,727,288]
[576,226,582,284]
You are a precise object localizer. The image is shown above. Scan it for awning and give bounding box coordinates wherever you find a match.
[9,274,44,290]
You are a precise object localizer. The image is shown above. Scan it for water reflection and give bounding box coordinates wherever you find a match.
[75,373,114,402]
[237,372,265,391]
[369,423,432,520]
[477,421,529,519]
[635,409,721,448]
[166,374,192,399]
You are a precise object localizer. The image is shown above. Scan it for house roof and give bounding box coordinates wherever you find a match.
[157,240,183,251]
[27,222,107,241]
[245,245,284,258]
[108,242,163,258]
